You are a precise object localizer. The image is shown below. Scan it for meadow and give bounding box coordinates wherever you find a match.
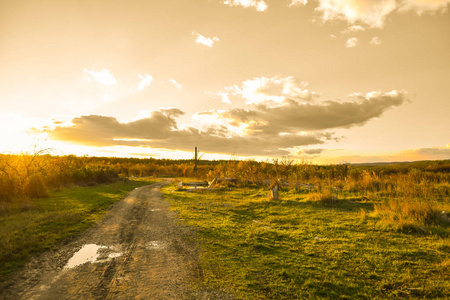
[163,159,450,299]
[163,184,449,299]
[0,153,449,298]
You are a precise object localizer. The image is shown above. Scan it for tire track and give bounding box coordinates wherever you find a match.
[1,181,202,300]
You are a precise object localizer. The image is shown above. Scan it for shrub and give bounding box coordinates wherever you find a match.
[25,174,49,198]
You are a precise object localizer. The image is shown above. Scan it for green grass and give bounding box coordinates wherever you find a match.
[0,178,157,285]
[163,184,450,299]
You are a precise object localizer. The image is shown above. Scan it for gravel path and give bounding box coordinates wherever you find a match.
[1,181,202,299]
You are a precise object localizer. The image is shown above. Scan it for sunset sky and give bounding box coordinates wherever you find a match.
[1,0,449,163]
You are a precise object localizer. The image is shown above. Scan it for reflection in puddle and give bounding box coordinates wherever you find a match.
[64,244,122,269]
[146,241,166,250]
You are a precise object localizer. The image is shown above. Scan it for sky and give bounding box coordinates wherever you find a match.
[1,0,449,163]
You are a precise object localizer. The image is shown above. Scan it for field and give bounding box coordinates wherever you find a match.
[163,183,449,299]
[0,154,449,298]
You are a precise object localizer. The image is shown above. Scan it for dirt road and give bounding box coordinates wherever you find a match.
[1,182,201,299]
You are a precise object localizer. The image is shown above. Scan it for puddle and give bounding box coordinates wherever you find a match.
[64,244,122,269]
[146,241,166,250]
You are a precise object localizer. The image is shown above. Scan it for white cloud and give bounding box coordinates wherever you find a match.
[315,0,397,28]
[83,68,117,86]
[137,74,153,91]
[310,0,449,29]
[218,92,232,104]
[168,79,183,89]
[192,31,220,47]
[345,37,359,48]
[290,0,308,7]
[370,36,382,45]
[223,0,268,11]
[399,0,450,15]
[341,25,365,34]
[221,76,318,107]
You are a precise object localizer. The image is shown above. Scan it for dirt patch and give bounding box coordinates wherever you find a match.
[0,182,203,299]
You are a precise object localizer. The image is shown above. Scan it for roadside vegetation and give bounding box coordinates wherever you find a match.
[162,159,449,299]
[1,152,448,298]
[0,152,209,207]
[0,177,156,288]
[163,183,449,299]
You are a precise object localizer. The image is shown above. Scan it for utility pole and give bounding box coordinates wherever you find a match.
[194,147,198,176]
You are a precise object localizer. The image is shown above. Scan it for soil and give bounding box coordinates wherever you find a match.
[0,181,220,299]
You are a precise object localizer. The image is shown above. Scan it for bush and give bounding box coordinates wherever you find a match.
[25,175,49,198]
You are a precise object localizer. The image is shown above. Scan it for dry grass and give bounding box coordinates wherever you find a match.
[2,153,449,234]
[307,188,339,204]
[372,197,450,233]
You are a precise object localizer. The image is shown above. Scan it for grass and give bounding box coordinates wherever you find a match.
[163,184,450,299]
[0,177,157,286]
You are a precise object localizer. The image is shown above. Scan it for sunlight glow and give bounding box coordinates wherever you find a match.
[83,69,117,86]
[0,113,48,153]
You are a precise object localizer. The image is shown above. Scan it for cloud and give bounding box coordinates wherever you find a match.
[341,25,365,34]
[168,79,183,89]
[370,36,382,45]
[311,0,449,29]
[300,148,324,155]
[201,90,407,135]
[411,145,450,160]
[83,69,117,86]
[45,74,408,158]
[48,109,184,146]
[137,74,153,91]
[223,0,268,11]
[325,145,450,164]
[315,0,397,28]
[219,76,318,107]
[289,0,308,6]
[192,31,220,47]
[218,92,232,104]
[345,37,359,48]
[399,0,450,15]
[47,109,325,156]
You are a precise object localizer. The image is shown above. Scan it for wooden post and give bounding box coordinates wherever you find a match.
[271,183,279,201]
[208,176,218,188]
[194,147,198,176]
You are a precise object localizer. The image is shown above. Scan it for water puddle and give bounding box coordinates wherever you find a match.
[64,244,122,269]
[146,241,166,250]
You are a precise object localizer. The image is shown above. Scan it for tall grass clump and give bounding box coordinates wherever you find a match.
[307,188,339,204]
[373,197,449,233]
[306,182,341,205]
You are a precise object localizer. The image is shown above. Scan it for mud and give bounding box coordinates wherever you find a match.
[0,182,206,299]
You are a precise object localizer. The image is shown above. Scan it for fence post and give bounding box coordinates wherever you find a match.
[194,147,198,176]
[271,183,279,201]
